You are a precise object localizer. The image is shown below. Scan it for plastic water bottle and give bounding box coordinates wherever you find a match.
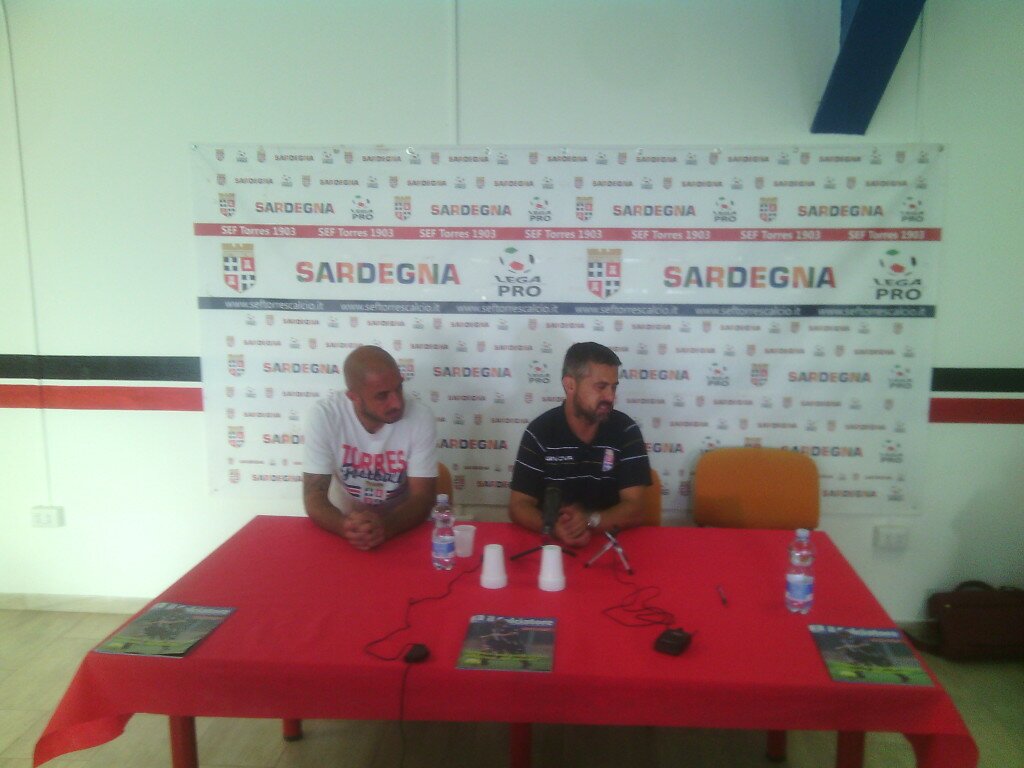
[785,528,816,614]
[430,494,455,570]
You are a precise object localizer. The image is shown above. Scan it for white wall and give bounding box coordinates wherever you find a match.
[1,0,1021,620]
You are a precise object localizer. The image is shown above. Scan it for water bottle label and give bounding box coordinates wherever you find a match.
[432,538,455,558]
[786,573,814,601]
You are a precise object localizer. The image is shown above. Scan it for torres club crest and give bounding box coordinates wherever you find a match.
[394,196,412,221]
[227,354,245,377]
[586,249,622,299]
[219,192,236,217]
[222,244,256,293]
[576,196,593,221]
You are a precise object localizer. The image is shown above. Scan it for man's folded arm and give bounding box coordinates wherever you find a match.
[380,475,437,540]
[508,489,545,533]
[586,484,647,531]
[305,472,436,545]
[303,472,345,535]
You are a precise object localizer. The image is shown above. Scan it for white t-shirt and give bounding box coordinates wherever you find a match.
[303,393,437,514]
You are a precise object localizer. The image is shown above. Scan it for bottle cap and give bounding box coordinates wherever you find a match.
[796,528,810,539]
[436,494,449,504]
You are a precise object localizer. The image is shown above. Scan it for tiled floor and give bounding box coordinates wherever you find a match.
[1,608,1020,767]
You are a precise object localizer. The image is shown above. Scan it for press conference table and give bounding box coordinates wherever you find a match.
[34,516,976,768]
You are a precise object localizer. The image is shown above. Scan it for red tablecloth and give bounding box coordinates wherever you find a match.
[35,516,977,767]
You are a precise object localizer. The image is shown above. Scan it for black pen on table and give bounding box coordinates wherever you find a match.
[716,585,728,606]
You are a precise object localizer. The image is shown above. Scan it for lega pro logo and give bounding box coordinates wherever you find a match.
[351,195,374,220]
[495,247,542,297]
[528,197,552,222]
[713,197,737,222]
[874,249,922,301]
[527,361,551,384]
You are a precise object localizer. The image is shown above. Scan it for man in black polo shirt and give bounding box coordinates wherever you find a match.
[508,342,651,547]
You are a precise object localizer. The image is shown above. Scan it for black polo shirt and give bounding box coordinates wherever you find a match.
[510,405,651,510]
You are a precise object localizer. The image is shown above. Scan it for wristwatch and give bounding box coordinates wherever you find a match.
[586,512,601,530]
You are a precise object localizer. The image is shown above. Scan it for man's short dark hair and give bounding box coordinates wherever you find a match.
[562,342,622,379]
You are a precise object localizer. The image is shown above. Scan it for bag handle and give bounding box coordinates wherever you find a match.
[953,580,995,592]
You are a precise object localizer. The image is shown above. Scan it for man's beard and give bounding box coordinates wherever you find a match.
[572,394,612,424]
[360,402,403,427]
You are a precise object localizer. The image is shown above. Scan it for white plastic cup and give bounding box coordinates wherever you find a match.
[454,524,476,557]
[480,544,508,589]
[538,544,566,592]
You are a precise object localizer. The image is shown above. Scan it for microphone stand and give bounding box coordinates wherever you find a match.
[511,487,577,560]
[510,525,577,560]
[583,528,632,574]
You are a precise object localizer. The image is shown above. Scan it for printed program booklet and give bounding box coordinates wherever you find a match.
[456,615,556,672]
[810,625,932,686]
[94,602,235,658]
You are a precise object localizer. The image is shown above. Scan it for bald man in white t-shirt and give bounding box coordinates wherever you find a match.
[303,346,438,550]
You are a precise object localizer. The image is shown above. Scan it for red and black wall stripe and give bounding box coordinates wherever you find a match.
[0,355,1021,424]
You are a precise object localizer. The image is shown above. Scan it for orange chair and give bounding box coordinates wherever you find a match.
[436,461,453,502]
[691,446,819,761]
[282,462,454,743]
[640,467,662,526]
[692,447,819,530]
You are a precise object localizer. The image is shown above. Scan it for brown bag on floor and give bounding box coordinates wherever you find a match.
[916,581,1024,660]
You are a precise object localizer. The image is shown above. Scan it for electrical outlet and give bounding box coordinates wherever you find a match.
[31,506,65,528]
[873,524,909,551]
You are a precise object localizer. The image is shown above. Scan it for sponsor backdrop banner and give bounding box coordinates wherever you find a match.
[193,144,943,514]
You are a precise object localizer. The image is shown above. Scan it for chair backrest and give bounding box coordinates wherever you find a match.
[436,462,453,503]
[692,447,819,529]
[640,468,662,526]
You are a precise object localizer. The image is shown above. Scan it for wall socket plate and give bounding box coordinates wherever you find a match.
[873,524,909,551]
[31,506,65,528]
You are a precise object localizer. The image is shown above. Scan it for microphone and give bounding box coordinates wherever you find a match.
[511,484,576,560]
[540,485,562,536]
